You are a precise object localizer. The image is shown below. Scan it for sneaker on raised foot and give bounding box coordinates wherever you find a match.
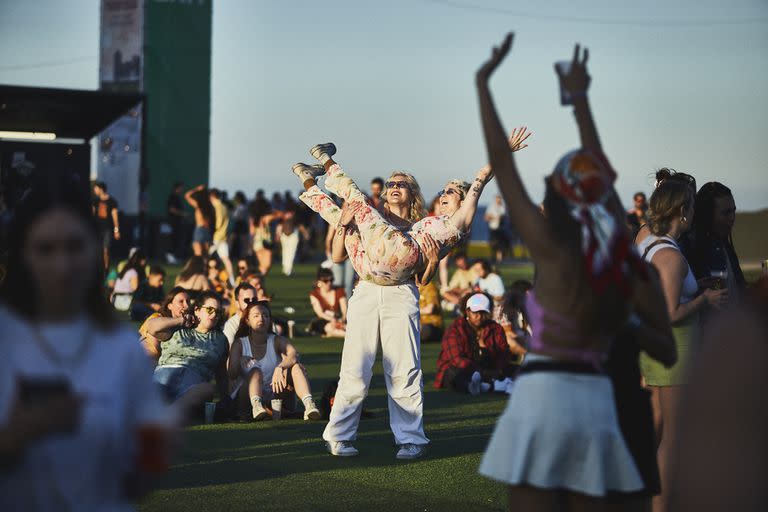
[468,370,482,396]
[292,163,325,184]
[326,441,359,457]
[310,142,337,162]
[252,401,269,421]
[396,443,425,460]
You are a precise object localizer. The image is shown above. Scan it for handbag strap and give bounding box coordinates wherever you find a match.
[641,238,676,261]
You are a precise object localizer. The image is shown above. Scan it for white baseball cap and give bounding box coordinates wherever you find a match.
[466,293,491,313]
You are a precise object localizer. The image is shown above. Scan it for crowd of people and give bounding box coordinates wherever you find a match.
[0,30,765,512]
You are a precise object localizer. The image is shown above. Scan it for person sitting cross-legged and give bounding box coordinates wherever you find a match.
[434,292,516,394]
[228,300,321,421]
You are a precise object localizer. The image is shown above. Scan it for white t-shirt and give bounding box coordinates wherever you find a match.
[223,313,241,347]
[113,268,139,294]
[475,273,505,299]
[0,307,169,511]
[485,201,506,231]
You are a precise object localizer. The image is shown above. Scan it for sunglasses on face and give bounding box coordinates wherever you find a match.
[319,278,334,283]
[200,306,218,315]
[439,188,460,197]
[386,181,410,190]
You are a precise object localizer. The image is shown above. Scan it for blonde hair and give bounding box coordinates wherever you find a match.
[445,179,470,200]
[648,179,695,236]
[383,171,427,223]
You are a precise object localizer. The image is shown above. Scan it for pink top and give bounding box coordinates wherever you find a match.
[525,291,609,366]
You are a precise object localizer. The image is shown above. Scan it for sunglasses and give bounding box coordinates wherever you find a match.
[386,180,410,190]
[319,277,334,283]
[200,306,218,315]
[244,297,270,307]
[439,188,460,197]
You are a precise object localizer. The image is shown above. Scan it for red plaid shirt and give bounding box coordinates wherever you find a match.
[434,316,512,388]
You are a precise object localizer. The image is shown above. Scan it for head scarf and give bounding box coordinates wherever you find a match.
[550,149,645,296]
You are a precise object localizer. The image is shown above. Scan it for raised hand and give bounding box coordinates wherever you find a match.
[555,44,591,96]
[339,201,364,227]
[508,126,532,152]
[476,32,514,84]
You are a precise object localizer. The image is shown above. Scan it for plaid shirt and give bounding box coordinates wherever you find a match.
[434,316,512,388]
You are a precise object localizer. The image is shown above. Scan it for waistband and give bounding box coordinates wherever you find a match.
[519,360,604,376]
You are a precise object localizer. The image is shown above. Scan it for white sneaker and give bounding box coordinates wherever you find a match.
[396,443,425,460]
[310,142,337,161]
[252,401,269,421]
[165,253,178,264]
[327,441,359,457]
[505,380,515,395]
[493,378,513,393]
[292,162,325,183]
[303,399,321,420]
[468,371,482,396]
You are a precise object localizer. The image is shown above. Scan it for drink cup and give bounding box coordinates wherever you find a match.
[271,399,282,420]
[137,424,169,473]
[287,320,296,339]
[204,401,216,424]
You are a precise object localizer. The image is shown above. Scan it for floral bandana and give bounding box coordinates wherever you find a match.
[550,149,643,296]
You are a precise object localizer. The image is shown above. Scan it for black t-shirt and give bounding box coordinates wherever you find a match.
[167,193,184,221]
[93,196,118,231]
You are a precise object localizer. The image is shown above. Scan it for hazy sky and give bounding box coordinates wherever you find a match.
[1,0,766,210]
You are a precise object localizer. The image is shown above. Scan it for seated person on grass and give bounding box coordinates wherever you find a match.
[440,254,476,314]
[418,278,443,342]
[434,293,516,395]
[223,282,257,346]
[139,286,191,362]
[147,291,229,417]
[228,300,321,421]
[307,267,347,338]
[130,265,166,322]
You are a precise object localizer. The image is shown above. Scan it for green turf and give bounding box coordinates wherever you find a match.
[136,261,534,512]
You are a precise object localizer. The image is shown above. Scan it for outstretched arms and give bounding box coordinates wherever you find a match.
[475,33,558,261]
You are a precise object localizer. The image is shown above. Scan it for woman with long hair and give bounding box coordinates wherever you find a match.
[174,256,210,295]
[185,184,216,256]
[228,301,320,421]
[307,267,347,338]
[111,248,146,311]
[684,182,745,295]
[249,201,280,276]
[475,34,677,510]
[637,179,728,511]
[0,173,169,509]
[139,286,192,363]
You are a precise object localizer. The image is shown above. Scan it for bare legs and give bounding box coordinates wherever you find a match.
[650,385,681,512]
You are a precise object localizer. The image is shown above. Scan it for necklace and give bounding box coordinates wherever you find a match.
[30,321,94,369]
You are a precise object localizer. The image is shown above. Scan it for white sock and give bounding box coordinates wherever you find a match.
[301,395,315,407]
[251,396,262,407]
[318,153,331,165]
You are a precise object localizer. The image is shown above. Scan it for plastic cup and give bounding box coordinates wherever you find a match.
[271,399,282,420]
[204,401,216,424]
[137,424,169,472]
[287,320,296,339]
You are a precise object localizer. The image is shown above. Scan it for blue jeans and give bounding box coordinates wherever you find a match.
[153,366,206,402]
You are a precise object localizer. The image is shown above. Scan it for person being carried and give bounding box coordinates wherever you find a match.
[228,301,321,421]
[291,131,529,286]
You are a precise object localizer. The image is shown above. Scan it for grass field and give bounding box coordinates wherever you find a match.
[138,262,535,512]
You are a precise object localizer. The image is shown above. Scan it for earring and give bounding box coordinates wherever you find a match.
[681,216,687,224]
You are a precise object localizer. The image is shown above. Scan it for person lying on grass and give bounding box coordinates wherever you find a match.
[228,300,320,421]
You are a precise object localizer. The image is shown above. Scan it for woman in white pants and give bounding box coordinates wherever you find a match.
[276,212,306,277]
[295,143,438,459]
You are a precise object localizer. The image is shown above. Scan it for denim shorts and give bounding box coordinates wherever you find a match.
[193,226,213,244]
[153,366,207,402]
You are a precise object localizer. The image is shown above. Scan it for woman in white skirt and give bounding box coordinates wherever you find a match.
[475,34,677,509]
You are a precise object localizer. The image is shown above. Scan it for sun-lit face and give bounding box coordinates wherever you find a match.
[438,184,463,216]
[712,195,736,240]
[466,309,490,329]
[22,208,98,313]
[317,274,334,290]
[237,288,256,313]
[195,298,220,331]
[385,174,413,208]
[168,292,190,318]
[148,273,165,288]
[246,304,271,333]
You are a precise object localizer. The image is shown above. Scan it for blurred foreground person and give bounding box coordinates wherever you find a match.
[0,174,170,510]
[667,278,768,511]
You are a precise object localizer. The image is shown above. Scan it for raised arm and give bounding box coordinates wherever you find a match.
[450,128,531,233]
[184,186,202,208]
[475,33,559,261]
[145,315,189,342]
[555,45,601,155]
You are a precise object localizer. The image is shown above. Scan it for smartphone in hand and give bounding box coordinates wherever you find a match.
[555,61,573,105]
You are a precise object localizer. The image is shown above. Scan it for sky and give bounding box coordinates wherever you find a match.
[1,0,767,211]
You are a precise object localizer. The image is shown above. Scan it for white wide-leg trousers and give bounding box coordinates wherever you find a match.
[280,231,299,276]
[322,280,429,446]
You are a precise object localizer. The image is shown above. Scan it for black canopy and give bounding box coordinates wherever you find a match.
[0,85,143,140]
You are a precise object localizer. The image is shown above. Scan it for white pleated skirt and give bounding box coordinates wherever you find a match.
[479,355,643,497]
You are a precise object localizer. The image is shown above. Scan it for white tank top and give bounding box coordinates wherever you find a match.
[240,333,280,384]
[638,234,698,304]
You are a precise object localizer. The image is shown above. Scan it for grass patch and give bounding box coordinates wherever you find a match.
[136,262,533,511]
